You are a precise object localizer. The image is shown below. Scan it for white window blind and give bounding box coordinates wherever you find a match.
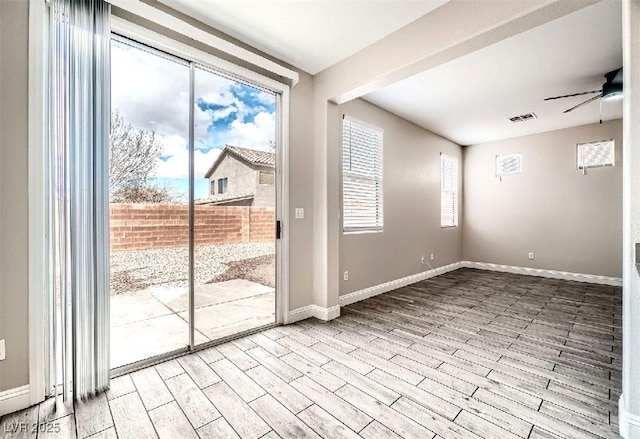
[496,153,522,177]
[440,153,458,228]
[342,116,383,232]
[577,140,614,169]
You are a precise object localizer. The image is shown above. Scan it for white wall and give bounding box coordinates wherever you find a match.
[463,120,623,278]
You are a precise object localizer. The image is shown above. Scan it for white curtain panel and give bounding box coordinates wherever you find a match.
[49,0,111,400]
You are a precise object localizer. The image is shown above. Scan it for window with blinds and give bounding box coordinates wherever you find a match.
[342,116,384,232]
[440,153,458,228]
[496,153,522,177]
[577,139,614,169]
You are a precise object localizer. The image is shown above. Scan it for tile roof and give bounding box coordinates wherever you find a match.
[205,145,275,178]
[227,145,275,167]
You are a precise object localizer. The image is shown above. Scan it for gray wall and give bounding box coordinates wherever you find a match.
[0,0,30,391]
[209,154,255,197]
[208,156,275,207]
[287,72,314,309]
[339,98,463,295]
[463,119,623,278]
[254,165,275,208]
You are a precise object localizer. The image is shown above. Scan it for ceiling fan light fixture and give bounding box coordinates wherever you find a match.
[602,81,623,102]
[601,90,623,102]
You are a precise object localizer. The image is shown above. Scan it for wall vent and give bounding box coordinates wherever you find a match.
[496,153,522,178]
[509,113,537,123]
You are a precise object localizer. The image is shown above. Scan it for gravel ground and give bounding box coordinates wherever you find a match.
[110,242,275,294]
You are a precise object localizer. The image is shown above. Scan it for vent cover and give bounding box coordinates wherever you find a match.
[496,154,522,178]
[509,113,537,123]
[577,139,614,170]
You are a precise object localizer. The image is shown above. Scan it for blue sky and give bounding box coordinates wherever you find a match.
[111,40,276,200]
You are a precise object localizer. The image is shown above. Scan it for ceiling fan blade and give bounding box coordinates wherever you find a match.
[544,90,602,101]
[563,93,603,113]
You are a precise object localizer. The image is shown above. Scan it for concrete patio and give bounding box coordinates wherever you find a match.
[110,279,275,368]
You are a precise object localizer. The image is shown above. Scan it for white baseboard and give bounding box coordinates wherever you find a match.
[289,260,620,324]
[0,385,31,417]
[619,394,640,438]
[462,261,622,286]
[287,305,313,323]
[288,304,341,323]
[338,261,464,307]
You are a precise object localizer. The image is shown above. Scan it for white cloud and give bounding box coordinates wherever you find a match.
[154,135,221,180]
[111,39,275,182]
[111,41,190,138]
[195,69,238,106]
[160,135,188,157]
[257,91,276,105]
[220,111,275,150]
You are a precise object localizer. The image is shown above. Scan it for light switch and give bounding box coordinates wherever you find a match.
[0,339,5,361]
[295,208,304,219]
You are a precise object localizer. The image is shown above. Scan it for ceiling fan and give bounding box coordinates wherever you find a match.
[544,67,623,114]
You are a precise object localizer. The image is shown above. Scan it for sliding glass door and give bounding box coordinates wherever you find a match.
[109,35,279,370]
[192,67,277,344]
[109,37,190,369]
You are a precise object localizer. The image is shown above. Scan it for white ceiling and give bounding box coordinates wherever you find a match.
[158,0,448,75]
[364,0,623,146]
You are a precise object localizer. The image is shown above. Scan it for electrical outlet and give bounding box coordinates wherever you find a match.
[430,253,434,261]
[528,252,535,260]
[343,271,349,281]
[295,208,305,219]
[421,256,425,264]
[0,339,5,361]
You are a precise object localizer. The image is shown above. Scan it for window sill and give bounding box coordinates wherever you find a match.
[343,229,383,235]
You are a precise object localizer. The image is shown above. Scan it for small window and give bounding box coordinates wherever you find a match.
[577,139,614,170]
[342,116,383,233]
[259,171,275,185]
[218,177,228,194]
[496,153,522,178]
[210,180,216,195]
[440,153,458,228]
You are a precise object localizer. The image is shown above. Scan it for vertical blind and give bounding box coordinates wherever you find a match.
[440,153,458,228]
[49,0,111,400]
[342,116,384,232]
[577,139,615,169]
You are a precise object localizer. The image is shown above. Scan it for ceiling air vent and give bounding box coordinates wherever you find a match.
[509,113,537,123]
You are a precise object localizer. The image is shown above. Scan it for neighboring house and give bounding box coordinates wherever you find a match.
[202,145,275,207]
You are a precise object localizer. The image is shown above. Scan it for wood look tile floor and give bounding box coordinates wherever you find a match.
[1,268,622,438]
